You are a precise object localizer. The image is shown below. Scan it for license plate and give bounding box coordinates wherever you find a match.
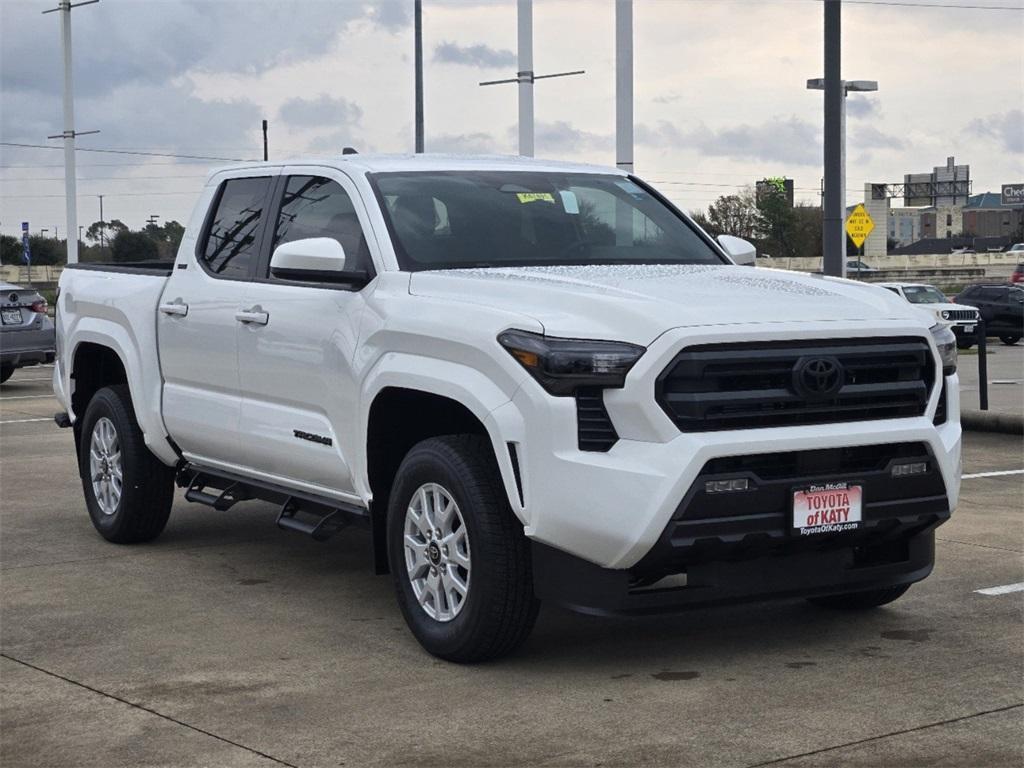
[1,309,21,325]
[793,483,862,536]
[957,324,975,333]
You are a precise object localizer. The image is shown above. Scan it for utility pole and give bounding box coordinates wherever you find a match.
[262,119,268,161]
[146,215,160,228]
[97,194,105,253]
[43,0,100,265]
[615,0,633,173]
[479,0,584,157]
[808,0,876,278]
[414,0,424,153]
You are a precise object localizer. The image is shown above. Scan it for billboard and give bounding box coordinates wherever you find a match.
[1001,183,1024,207]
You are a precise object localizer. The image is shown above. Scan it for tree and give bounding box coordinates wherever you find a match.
[110,230,158,263]
[0,235,22,266]
[85,218,128,245]
[24,236,65,266]
[706,190,758,240]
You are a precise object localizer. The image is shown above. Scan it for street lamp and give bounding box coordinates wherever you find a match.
[806,77,878,277]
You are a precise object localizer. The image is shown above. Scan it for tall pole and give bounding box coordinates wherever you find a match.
[98,194,105,253]
[615,0,633,174]
[414,0,424,153]
[517,0,534,157]
[262,119,268,161]
[823,0,845,278]
[59,1,78,264]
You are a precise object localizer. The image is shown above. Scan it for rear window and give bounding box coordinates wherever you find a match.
[200,176,272,279]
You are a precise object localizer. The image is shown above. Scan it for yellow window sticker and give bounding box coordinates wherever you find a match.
[516,192,555,204]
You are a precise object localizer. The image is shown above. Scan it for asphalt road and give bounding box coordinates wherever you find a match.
[957,340,1023,416]
[1,366,1022,768]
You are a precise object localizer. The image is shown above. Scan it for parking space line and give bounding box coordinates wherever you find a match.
[0,418,53,425]
[975,583,1024,596]
[0,394,54,400]
[962,469,1024,479]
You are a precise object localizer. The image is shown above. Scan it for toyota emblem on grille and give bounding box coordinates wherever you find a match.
[793,356,844,399]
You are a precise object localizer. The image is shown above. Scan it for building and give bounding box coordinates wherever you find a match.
[904,156,970,207]
[888,208,922,247]
[962,192,1024,240]
[920,205,963,241]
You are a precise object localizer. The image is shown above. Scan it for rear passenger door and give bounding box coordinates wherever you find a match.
[233,169,377,502]
[158,171,276,466]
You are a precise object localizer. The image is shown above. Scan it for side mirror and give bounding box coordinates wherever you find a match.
[717,235,757,266]
[269,237,367,285]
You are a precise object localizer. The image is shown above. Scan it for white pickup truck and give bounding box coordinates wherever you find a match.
[54,155,961,662]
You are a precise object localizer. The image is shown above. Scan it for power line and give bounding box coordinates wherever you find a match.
[0,141,256,163]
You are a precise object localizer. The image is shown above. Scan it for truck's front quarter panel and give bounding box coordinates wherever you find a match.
[506,320,959,579]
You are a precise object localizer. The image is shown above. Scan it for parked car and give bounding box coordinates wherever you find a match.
[954,284,1024,345]
[846,259,877,274]
[1011,262,1023,284]
[1005,243,1024,255]
[879,282,979,349]
[53,155,960,662]
[0,281,55,383]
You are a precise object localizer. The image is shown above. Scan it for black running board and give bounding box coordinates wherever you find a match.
[177,464,369,541]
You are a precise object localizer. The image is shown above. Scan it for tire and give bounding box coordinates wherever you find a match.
[807,584,911,610]
[387,435,540,663]
[78,384,175,543]
[999,335,1021,346]
[0,364,13,384]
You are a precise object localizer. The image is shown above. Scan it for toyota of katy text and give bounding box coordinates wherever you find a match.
[53,155,961,662]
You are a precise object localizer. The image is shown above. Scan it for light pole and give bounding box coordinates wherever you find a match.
[97,194,105,253]
[414,0,424,153]
[615,0,633,173]
[479,0,584,157]
[807,1,877,278]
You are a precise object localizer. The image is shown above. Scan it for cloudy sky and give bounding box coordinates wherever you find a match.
[1,0,1022,237]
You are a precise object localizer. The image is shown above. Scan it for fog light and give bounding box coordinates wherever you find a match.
[705,478,749,494]
[892,462,928,477]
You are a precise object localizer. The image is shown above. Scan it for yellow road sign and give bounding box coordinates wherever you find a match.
[846,204,875,249]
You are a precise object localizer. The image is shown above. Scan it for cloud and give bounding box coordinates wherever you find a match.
[279,96,363,130]
[429,132,500,154]
[433,42,516,69]
[965,110,1023,154]
[845,97,881,120]
[638,117,821,165]
[529,121,613,154]
[850,125,907,151]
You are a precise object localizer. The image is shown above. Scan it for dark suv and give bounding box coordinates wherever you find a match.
[954,284,1024,345]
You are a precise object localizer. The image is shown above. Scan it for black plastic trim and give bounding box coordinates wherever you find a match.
[63,261,174,276]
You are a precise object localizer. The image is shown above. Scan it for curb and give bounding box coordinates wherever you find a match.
[961,410,1024,435]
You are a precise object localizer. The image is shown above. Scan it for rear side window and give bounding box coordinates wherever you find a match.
[272,176,372,274]
[200,176,272,279]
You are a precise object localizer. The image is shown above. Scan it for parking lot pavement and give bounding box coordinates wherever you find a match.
[1,366,1021,768]
[958,341,1022,415]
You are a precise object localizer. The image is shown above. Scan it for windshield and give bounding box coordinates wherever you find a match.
[369,171,726,271]
[902,285,947,304]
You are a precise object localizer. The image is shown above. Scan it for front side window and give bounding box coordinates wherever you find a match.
[201,176,271,278]
[272,176,372,274]
[369,171,724,271]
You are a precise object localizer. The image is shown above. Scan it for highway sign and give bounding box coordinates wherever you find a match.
[845,204,874,249]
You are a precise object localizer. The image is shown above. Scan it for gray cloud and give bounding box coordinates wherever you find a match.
[638,117,821,165]
[529,121,613,154]
[850,125,907,151]
[434,42,516,69]
[845,97,880,120]
[429,132,500,154]
[965,109,1023,154]
[279,96,363,130]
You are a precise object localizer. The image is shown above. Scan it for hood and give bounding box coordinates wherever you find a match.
[409,264,927,344]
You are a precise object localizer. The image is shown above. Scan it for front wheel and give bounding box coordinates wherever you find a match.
[387,435,540,663]
[999,335,1021,346]
[807,584,911,610]
[78,384,175,543]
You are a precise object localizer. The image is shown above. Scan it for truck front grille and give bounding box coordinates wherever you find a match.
[944,310,976,322]
[656,337,935,432]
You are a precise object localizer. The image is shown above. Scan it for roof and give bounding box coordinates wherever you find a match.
[965,191,1015,210]
[206,153,626,182]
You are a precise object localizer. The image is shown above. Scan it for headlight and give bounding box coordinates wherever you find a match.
[498,329,645,396]
[940,310,950,320]
[930,323,957,376]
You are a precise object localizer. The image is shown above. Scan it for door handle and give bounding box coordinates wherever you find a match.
[235,306,269,326]
[159,300,189,317]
